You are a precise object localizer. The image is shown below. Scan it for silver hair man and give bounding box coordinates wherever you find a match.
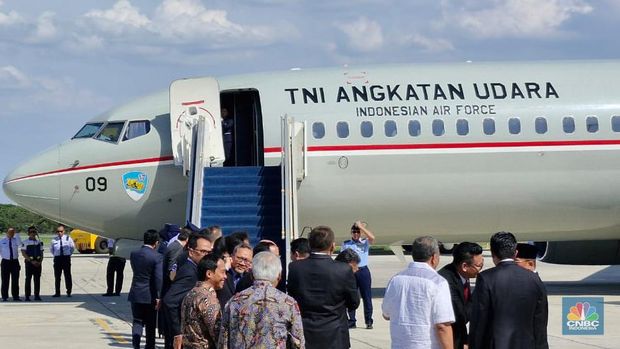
[252,251,282,283]
[412,236,440,262]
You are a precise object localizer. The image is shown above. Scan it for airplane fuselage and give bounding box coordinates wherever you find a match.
[4,60,620,245]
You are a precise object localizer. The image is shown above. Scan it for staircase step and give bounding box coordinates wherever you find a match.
[203,194,281,206]
[204,177,280,186]
[201,214,280,226]
[203,204,281,216]
[202,184,281,196]
[204,166,281,177]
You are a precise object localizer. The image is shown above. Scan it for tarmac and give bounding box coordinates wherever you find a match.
[0,252,619,348]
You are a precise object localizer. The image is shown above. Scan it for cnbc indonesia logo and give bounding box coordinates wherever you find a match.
[563,297,604,335]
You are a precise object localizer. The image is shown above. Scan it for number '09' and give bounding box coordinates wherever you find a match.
[86,177,107,191]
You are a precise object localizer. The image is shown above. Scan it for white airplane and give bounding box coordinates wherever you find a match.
[3,60,620,264]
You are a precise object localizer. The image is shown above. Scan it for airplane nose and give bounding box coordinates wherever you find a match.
[3,146,61,220]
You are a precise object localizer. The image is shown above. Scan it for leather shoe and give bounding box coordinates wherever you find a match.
[52,294,61,298]
[366,324,373,329]
[348,323,356,329]
[102,293,114,297]
[34,296,42,301]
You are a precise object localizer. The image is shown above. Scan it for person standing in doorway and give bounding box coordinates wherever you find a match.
[342,221,375,329]
[21,226,44,301]
[221,107,234,166]
[50,224,75,297]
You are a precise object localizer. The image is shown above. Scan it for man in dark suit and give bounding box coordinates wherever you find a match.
[128,229,163,349]
[216,243,253,309]
[439,242,484,349]
[161,232,212,349]
[288,225,360,349]
[470,232,549,349]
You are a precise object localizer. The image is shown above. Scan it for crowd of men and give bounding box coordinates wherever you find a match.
[2,222,549,349]
[382,232,549,349]
[0,224,75,301]
[127,223,374,349]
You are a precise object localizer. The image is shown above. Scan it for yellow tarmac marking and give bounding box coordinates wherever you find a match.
[95,318,128,344]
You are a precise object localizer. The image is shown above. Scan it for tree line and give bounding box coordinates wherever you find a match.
[0,204,64,234]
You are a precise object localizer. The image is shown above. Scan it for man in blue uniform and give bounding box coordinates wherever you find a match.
[0,227,22,301]
[49,224,75,297]
[342,221,375,329]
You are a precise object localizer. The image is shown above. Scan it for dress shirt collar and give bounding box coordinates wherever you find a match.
[500,258,515,263]
[410,261,436,272]
[311,251,329,255]
[195,281,215,293]
[459,273,468,285]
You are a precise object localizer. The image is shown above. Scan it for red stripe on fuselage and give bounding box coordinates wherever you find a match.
[6,156,175,183]
[264,139,620,153]
[9,139,620,182]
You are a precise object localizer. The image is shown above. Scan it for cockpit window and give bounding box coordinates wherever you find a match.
[96,122,126,143]
[73,123,103,139]
[123,121,151,141]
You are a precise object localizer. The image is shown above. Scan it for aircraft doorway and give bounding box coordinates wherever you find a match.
[220,90,264,167]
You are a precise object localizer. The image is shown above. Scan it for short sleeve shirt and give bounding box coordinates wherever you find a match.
[342,238,370,267]
[381,262,455,349]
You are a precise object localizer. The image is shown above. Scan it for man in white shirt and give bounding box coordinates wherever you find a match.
[49,224,75,297]
[0,227,22,301]
[382,236,455,349]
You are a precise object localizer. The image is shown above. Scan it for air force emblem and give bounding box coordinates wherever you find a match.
[122,171,148,201]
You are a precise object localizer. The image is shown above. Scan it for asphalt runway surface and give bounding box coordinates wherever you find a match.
[0,253,618,348]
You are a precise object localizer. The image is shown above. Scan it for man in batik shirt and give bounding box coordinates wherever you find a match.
[181,254,227,348]
[219,252,304,349]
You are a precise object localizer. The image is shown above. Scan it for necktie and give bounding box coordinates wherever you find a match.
[59,237,65,256]
[464,280,471,302]
[9,237,13,260]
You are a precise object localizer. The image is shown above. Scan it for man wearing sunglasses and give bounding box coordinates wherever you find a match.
[49,224,75,297]
[438,242,484,349]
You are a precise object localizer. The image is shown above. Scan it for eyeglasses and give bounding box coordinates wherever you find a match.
[234,256,252,264]
[467,262,484,270]
[56,230,64,233]
[191,248,211,255]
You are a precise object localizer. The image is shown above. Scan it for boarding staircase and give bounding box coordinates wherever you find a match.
[200,166,282,245]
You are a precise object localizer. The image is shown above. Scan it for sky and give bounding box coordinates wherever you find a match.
[0,0,619,203]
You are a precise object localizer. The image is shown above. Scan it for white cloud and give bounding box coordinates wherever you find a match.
[0,66,31,89]
[0,4,24,26]
[401,34,454,52]
[336,17,384,52]
[84,0,151,35]
[442,0,593,38]
[27,11,58,43]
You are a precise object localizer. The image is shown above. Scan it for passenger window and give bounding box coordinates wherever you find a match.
[586,116,598,133]
[612,116,620,132]
[432,119,445,136]
[96,122,125,143]
[535,117,547,134]
[123,121,151,141]
[336,122,349,138]
[384,120,397,137]
[456,119,469,136]
[312,122,325,139]
[509,118,521,135]
[73,123,103,139]
[408,120,421,137]
[563,117,575,134]
[361,121,373,138]
[483,118,495,135]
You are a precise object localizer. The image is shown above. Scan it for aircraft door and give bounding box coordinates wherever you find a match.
[281,115,306,265]
[170,77,224,176]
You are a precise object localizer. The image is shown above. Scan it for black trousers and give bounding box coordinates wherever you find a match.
[106,256,126,294]
[53,256,72,295]
[1,259,20,300]
[25,261,42,298]
[348,266,374,325]
[131,302,157,349]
